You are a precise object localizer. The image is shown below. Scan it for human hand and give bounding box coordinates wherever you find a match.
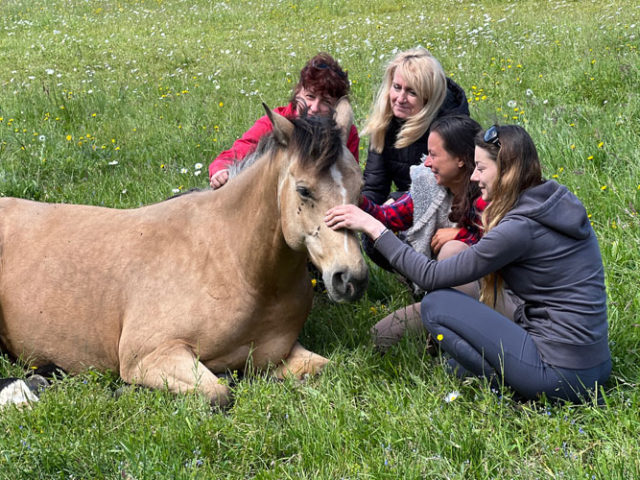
[210,169,229,189]
[430,227,461,254]
[324,204,387,240]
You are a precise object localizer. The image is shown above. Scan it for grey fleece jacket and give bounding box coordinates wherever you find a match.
[375,180,610,369]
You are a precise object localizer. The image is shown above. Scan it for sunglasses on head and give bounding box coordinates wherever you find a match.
[483,125,501,148]
[312,60,347,79]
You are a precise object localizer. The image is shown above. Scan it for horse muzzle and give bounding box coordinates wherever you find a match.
[323,267,368,303]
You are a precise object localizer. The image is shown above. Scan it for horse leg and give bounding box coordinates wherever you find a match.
[120,341,231,407]
[273,341,329,379]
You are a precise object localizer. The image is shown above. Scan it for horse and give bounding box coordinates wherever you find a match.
[0,100,367,407]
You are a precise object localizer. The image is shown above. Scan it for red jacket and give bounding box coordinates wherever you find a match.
[209,103,360,178]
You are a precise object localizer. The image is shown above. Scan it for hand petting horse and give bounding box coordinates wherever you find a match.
[0,99,367,408]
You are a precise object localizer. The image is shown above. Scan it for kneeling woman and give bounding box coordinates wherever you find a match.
[325,125,611,402]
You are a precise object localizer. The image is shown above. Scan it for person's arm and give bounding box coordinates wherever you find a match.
[208,114,274,187]
[347,125,360,163]
[374,218,528,292]
[431,227,463,254]
[360,194,413,232]
[361,149,391,204]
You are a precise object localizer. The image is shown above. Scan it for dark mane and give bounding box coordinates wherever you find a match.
[229,113,344,179]
[290,114,344,174]
[228,133,279,179]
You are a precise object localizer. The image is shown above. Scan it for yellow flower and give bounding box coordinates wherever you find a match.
[219,102,224,107]
[436,334,444,342]
[601,185,607,191]
[597,141,604,148]
[66,135,72,141]
[311,278,317,287]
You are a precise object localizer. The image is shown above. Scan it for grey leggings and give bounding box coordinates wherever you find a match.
[421,289,611,402]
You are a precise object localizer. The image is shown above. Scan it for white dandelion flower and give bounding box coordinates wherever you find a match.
[507,100,517,108]
[108,160,118,166]
[194,163,203,170]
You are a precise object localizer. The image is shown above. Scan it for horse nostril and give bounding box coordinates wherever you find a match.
[327,268,368,302]
[331,270,364,300]
[331,270,349,296]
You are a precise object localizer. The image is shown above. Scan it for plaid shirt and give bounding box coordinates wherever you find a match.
[360,194,487,246]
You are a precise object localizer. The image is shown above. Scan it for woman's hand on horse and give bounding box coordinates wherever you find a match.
[210,169,230,189]
[325,205,386,240]
[431,227,462,254]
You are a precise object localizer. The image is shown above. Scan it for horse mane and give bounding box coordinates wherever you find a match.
[229,113,344,180]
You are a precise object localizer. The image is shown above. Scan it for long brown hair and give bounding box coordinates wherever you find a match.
[475,125,543,306]
[429,115,481,226]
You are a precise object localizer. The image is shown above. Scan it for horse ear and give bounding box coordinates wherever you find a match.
[263,103,294,146]
[333,97,354,145]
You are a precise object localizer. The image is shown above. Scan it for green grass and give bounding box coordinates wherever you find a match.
[1,0,639,478]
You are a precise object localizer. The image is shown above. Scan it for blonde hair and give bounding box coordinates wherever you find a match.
[475,125,543,307]
[363,48,447,153]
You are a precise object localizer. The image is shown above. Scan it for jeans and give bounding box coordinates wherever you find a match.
[421,289,611,402]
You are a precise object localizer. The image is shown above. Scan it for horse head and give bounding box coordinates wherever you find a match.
[264,99,368,303]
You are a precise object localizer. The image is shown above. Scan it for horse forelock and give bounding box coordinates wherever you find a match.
[290,115,344,175]
[229,114,344,182]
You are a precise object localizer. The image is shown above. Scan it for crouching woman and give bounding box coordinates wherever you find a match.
[325,124,611,403]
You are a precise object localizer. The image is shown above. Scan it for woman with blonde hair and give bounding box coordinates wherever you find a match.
[326,125,611,402]
[361,47,469,205]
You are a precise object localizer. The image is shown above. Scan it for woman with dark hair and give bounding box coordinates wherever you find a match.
[209,52,359,188]
[357,115,486,351]
[326,125,611,403]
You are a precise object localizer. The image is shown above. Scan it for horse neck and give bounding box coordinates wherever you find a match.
[216,152,308,285]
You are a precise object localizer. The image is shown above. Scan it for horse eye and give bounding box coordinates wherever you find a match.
[296,186,312,199]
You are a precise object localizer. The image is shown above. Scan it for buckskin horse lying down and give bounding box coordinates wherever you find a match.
[0,100,367,407]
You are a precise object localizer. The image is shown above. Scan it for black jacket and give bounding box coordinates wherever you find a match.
[362,78,469,204]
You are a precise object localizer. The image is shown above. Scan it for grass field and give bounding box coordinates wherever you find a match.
[1,0,639,478]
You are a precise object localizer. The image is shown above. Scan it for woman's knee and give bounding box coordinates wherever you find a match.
[420,289,456,330]
[437,240,469,261]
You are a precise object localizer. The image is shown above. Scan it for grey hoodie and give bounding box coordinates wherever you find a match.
[375,180,610,369]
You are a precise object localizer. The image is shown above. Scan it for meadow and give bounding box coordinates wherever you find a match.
[1,0,639,478]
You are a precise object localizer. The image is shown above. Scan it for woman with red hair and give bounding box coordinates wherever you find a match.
[209,53,359,188]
